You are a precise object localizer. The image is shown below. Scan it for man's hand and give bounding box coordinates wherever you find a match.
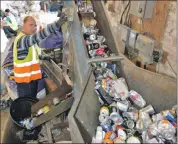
[56,12,68,27]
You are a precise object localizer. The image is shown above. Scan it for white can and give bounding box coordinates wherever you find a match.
[117,100,129,112]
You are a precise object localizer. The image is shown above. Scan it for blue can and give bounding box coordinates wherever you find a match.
[100,123,112,132]
[107,64,117,74]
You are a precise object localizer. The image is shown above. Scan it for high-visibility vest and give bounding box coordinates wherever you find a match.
[7,21,18,31]
[13,32,42,83]
[6,15,18,31]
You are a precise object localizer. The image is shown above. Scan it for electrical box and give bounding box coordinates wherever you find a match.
[128,29,139,48]
[129,0,155,18]
[135,34,155,64]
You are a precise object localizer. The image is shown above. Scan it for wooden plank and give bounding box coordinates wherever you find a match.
[33,97,74,128]
[31,80,72,114]
[130,1,170,41]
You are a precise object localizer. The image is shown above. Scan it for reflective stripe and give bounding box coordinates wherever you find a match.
[13,32,42,83]
[15,73,42,84]
[14,63,41,74]
[14,70,41,77]
[14,60,40,67]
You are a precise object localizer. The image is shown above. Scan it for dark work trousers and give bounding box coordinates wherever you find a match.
[3,26,17,38]
[16,80,38,98]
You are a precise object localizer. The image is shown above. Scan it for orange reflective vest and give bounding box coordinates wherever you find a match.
[13,32,42,83]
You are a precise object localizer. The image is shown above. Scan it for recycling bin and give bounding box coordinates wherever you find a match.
[68,0,177,143]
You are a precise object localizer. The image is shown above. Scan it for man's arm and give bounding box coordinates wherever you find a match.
[17,13,67,51]
[17,22,59,51]
[16,13,67,60]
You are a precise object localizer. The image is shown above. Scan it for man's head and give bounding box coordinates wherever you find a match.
[23,16,37,35]
[5,9,10,16]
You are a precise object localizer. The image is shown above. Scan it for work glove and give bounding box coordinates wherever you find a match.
[56,12,68,27]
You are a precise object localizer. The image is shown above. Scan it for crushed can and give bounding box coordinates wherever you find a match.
[106,64,117,74]
[139,112,152,129]
[100,62,108,68]
[139,105,155,115]
[107,70,117,80]
[113,137,125,143]
[96,48,105,56]
[95,87,113,105]
[157,119,176,142]
[136,119,144,131]
[95,81,101,89]
[102,79,107,89]
[53,97,60,105]
[117,128,127,141]
[100,106,110,116]
[117,100,129,112]
[162,110,176,122]
[152,113,164,122]
[100,123,112,132]
[89,50,96,57]
[141,131,150,143]
[125,119,135,129]
[122,111,139,121]
[104,131,117,141]
[147,121,159,138]
[110,107,123,125]
[99,114,112,132]
[126,136,141,143]
[129,90,146,108]
[103,138,113,144]
[112,78,129,101]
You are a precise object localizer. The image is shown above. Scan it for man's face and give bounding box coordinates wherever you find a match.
[23,18,37,35]
[5,12,10,16]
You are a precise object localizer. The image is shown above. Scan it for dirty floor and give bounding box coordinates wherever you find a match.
[1,109,9,142]
[1,38,14,142]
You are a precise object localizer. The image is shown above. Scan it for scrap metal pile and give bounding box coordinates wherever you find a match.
[76,0,177,143]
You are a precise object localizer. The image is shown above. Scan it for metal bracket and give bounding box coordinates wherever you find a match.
[87,56,124,64]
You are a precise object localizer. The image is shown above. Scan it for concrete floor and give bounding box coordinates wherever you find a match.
[1,38,14,142]
[0,109,9,142]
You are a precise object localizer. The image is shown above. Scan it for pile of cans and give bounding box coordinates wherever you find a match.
[76,0,94,13]
[77,1,177,143]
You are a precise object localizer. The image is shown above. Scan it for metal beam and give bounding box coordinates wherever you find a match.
[87,56,124,63]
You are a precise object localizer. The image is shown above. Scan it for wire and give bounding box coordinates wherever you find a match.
[124,0,131,25]
[167,58,177,76]
[120,0,131,25]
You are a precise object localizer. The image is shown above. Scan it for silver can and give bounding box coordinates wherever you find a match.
[126,119,135,129]
[129,90,146,108]
[139,112,152,129]
[147,121,159,138]
[122,111,139,121]
[53,97,60,105]
[139,105,155,115]
[152,113,164,122]
[117,100,129,112]
[126,136,141,143]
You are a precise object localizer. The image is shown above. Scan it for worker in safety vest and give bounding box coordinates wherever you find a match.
[2,9,18,38]
[13,13,67,98]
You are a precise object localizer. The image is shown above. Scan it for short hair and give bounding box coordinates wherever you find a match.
[23,16,35,24]
[5,9,10,13]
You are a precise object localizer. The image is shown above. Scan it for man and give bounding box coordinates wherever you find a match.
[13,13,67,98]
[2,9,18,38]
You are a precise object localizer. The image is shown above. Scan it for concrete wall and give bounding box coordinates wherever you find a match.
[158,2,177,78]
[104,1,177,79]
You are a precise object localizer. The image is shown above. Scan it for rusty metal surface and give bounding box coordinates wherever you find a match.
[123,63,177,112]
